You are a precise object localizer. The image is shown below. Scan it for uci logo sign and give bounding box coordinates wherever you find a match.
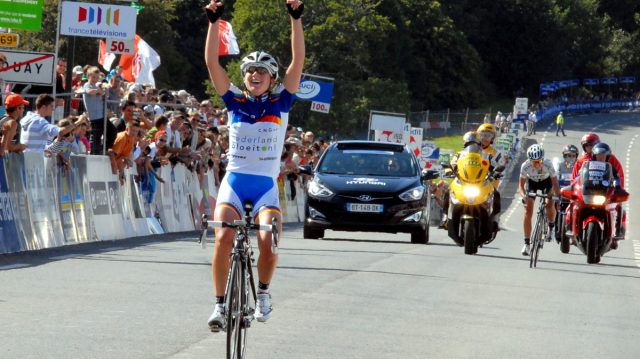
[297,80,321,99]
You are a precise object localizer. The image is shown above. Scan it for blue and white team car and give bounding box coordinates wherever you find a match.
[299,141,439,244]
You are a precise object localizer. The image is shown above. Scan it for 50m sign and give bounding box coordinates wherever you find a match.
[106,38,133,54]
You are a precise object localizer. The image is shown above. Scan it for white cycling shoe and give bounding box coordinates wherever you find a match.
[255,293,273,323]
[521,244,530,256]
[207,304,226,332]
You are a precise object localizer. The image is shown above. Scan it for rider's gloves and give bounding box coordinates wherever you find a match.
[286,2,304,19]
[205,2,224,24]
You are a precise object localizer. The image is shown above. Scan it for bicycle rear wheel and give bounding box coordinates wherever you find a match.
[226,258,248,359]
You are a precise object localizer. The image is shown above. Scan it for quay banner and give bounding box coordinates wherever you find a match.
[61,1,137,40]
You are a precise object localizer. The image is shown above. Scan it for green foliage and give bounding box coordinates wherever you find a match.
[10,0,640,136]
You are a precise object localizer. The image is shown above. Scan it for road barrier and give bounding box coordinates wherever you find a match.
[0,153,309,255]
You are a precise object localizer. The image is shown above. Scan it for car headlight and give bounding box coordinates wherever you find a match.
[463,185,480,198]
[308,181,334,198]
[399,185,425,202]
[584,195,606,205]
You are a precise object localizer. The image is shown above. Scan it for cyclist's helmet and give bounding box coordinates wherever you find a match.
[462,131,481,147]
[477,123,497,142]
[592,143,611,156]
[240,51,279,79]
[562,144,579,156]
[527,144,544,160]
[580,132,600,151]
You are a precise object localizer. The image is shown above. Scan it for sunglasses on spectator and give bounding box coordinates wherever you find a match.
[246,67,270,75]
[158,138,167,142]
[564,154,577,158]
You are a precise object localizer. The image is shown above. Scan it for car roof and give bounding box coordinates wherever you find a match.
[332,140,407,153]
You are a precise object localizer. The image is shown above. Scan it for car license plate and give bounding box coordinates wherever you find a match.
[347,203,383,213]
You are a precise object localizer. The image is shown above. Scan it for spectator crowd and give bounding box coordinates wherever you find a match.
[1,58,330,217]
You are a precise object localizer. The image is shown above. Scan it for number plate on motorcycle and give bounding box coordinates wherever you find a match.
[347,203,384,213]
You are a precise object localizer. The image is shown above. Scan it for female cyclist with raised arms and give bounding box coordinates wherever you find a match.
[204,0,305,332]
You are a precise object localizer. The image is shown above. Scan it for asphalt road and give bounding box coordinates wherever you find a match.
[1,112,639,359]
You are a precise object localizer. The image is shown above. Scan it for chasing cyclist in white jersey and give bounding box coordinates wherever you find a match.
[518,144,561,255]
[204,0,305,332]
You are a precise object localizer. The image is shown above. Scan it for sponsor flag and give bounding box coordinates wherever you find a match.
[98,40,117,71]
[118,35,161,86]
[218,20,239,56]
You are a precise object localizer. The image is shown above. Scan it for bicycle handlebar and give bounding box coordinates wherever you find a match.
[526,192,559,201]
[208,220,274,232]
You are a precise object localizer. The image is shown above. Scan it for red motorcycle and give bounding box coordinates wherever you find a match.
[561,160,629,264]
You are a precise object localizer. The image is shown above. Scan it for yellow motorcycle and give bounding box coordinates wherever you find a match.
[443,144,502,254]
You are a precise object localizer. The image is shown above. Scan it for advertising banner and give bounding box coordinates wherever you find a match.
[0,157,21,253]
[405,127,423,158]
[85,155,126,241]
[24,154,64,249]
[61,1,137,40]
[70,155,90,242]
[3,153,34,250]
[0,0,43,31]
[420,142,440,170]
[295,74,335,113]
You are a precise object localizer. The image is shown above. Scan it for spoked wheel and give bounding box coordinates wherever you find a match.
[529,221,542,268]
[226,260,248,359]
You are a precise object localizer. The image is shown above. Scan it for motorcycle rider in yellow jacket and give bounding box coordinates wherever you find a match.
[477,123,505,223]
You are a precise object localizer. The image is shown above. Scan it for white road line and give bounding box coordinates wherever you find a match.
[625,133,639,269]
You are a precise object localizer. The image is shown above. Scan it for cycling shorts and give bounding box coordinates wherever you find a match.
[216,171,280,218]
[526,177,552,195]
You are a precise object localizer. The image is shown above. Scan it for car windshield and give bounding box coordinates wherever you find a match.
[579,160,613,195]
[318,149,417,176]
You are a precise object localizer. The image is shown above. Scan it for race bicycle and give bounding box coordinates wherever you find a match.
[202,202,279,359]
[528,192,551,268]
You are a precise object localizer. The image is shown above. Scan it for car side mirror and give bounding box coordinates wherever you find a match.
[560,186,576,200]
[297,165,313,175]
[421,169,439,181]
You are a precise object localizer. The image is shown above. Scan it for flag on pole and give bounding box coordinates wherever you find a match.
[118,35,161,86]
[218,20,240,56]
[98,40,117,71]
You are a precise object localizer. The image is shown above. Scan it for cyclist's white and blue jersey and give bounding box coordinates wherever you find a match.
[217,84,295,217]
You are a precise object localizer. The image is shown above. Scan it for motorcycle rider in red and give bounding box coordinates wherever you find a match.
[571,133,624,187]
[569,137,626,249]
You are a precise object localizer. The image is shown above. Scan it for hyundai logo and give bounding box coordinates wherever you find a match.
[358,195,373,202]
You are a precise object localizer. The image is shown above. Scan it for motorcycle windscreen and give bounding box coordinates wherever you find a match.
[456,145,489,183]
[580,160,614,195]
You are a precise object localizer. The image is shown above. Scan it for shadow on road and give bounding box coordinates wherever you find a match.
[278,265,445,279]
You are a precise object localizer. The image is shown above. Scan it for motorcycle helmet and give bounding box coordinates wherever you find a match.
[580,132,600,152]
[562,144,579,156]
[240,51,279,79]
[477,123,497,144]
[527,144,544,160]
[462,131,481,147]
[592,143,611,156]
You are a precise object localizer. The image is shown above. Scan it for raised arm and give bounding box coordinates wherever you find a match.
[204,1,230,96]
[282,0,305,94]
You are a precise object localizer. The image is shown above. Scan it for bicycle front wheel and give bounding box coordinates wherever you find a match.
[226,258,248,359]
[529,214,541,268]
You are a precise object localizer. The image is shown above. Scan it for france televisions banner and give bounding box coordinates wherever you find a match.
[60,1,137,40]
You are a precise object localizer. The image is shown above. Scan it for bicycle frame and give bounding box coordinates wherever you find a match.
[528,192,549,268]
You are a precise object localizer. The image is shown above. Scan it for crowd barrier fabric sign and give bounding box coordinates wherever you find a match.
[0,157,21,253]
